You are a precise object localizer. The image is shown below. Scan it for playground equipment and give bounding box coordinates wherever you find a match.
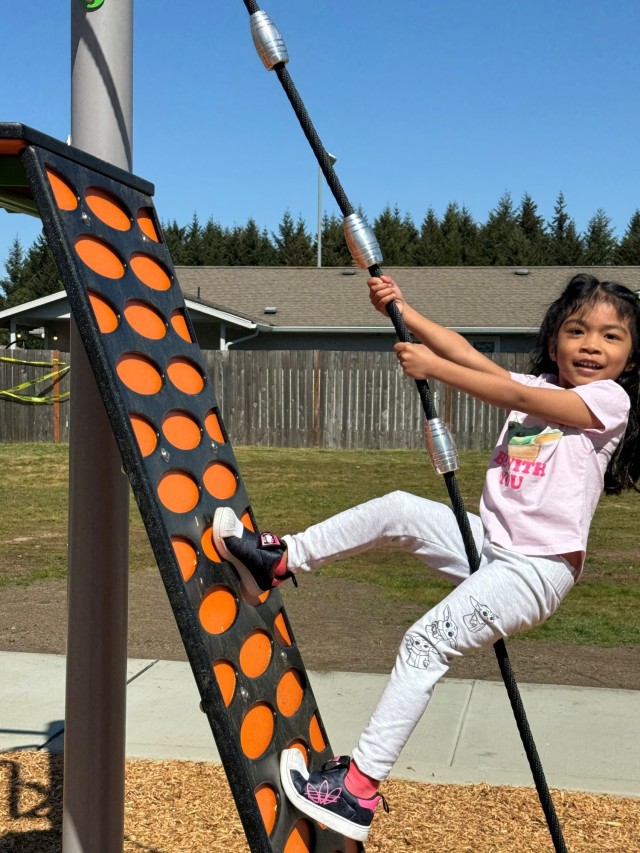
[0,122,354,853]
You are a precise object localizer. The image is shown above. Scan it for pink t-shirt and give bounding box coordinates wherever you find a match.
[480,373,630,573]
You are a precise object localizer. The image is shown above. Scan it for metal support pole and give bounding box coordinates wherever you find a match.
[63,2,133,851]
[316,151,336,267]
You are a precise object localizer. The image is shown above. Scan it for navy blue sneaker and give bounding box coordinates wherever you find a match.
[213,507,296,596]
[280,749,388,842]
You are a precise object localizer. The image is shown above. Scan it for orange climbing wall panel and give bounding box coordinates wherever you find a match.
[2,122,363,853]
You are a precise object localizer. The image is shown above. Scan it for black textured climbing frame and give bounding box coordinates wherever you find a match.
[0,123,361,853]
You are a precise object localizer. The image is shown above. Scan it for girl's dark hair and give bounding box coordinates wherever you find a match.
[529,273,640,494]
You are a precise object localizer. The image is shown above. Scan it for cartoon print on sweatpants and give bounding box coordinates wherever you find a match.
[405,606,460,669]
[463,596,499,633]
[405,634,432,669]
[429,605,459,649]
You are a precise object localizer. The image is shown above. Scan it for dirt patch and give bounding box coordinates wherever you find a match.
[0,571,638,690]
[1,750,639,852]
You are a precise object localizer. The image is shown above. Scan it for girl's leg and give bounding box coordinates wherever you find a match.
[351,544,576,781]
[284,490,485,585]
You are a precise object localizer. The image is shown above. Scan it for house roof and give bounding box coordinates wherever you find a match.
[176,266,640,332]
[2,266,639,334]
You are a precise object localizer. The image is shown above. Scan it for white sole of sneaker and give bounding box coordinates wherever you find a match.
[279,749,370,843]
[212,507,264,599]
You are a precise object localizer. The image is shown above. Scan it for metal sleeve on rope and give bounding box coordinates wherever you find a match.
[343,212,383,269]
[425,417,459,474]
[249,10,289,70]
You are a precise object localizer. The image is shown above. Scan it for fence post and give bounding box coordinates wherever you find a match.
[312,349,321,447]
[52,350,60,445]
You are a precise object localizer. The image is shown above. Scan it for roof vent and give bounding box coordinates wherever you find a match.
[264,306,278,315]
[514,268,529,276]
[341,269,357,275]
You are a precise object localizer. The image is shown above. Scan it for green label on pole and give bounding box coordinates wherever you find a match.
[80,0,106,9]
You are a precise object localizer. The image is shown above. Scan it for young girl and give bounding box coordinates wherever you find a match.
[213,272,640,842]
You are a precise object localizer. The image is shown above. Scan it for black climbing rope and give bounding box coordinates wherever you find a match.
[241,3,568,851]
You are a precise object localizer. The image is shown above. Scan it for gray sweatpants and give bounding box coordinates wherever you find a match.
[283,490,576,781]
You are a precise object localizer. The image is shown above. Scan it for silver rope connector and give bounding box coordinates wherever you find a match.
[250,11,289,70]
[343,212,383,269]
[425,417,459,474]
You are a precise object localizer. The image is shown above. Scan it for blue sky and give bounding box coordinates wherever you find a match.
[3,1,640,272]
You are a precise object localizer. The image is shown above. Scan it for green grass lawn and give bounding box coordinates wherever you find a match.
[0,443,638,646]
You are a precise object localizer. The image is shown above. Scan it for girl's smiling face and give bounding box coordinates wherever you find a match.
[550,300,634,389]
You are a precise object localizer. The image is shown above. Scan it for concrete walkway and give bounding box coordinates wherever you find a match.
[1,651,638,797]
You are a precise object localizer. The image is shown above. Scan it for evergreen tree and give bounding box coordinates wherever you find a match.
[226,219,277,265]
[200,218,230,265]
[183,213,204,265]
[373,205,419,264]
[583,209,617,265]
[4,233,62,306]
[0,238,25,308]
[518,193,550,264]
[479,192,528,264]
[414,208,442,265]
[162,220,189,265]
[272,211,314,265]
[458,206,481,264]
[547,192,584,264]
[318,213,352,266]
[440,203,464,264]
[615,210,640,264]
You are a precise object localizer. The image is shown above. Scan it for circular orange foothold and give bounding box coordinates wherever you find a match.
[136,207,160,241]
[203,462,237,500]
[75,235,125,279]
[130,413,157,458]
[162,410,201,451]
[88,290,119,334]
[213,660,236,707]
[85,186,131,231]
[204,410,225,443]
[240,703,275,760]
[200,526,222,563]
[255,783,278,836]
[171,536,197,582]
[157,470,199,513]
[123,300,166,340]
[170,309,193,343]
[116,353,163,395]
[46,168,78,211]
[240,510,255,531]
[239,630,272,678]
[274,611,293,647]
[284,819,313,853]
[277,669,305,717]
[167,357,204,395]
[130,252,171,291]
[309,714,327,753]
[199,587,237,635]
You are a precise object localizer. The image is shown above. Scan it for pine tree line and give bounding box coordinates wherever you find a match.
[3,192,640,313]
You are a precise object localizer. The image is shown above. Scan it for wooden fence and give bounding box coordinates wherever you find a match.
[0,348,530,450]
[0,350,71,443]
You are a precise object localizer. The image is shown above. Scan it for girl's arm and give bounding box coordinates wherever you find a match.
[369,275,509,378]
[395,343,601,430]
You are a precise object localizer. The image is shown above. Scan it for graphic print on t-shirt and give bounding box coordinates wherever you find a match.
[493,421,564,491]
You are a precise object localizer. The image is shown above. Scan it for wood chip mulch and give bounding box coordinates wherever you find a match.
[1,750,639,852]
